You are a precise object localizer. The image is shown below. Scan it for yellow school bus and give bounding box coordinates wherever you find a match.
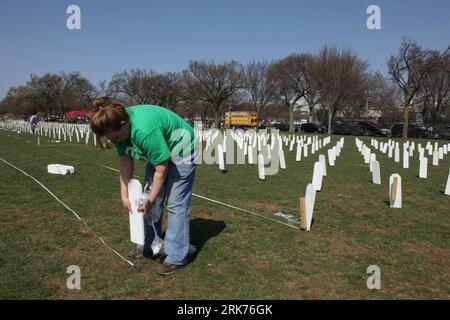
[224,111,258,128]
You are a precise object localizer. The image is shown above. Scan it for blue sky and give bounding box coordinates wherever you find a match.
[0,0,449,98]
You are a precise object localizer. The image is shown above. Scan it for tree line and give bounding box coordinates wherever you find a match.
[1,39,448,138]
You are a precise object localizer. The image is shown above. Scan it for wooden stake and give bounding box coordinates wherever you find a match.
[299,197,307,230]
[391,177,398,201]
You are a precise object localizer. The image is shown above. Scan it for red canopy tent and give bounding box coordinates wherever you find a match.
[64,111,89,117]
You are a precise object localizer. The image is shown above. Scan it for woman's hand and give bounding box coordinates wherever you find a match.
[138,198,155,216]
[122,197,132,213]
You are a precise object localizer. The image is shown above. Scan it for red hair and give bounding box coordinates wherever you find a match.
[90,97,128,137]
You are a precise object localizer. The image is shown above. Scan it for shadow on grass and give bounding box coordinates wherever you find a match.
[188,218,226,263]
[140,218,226,265]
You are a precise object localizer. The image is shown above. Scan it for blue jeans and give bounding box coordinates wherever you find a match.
[142,156,196,266]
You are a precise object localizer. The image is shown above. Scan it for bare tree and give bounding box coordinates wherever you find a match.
[150,72,184,110]
[417,50,450,126]
[268,54,311,132]
[185,60,243,128]
[339,91,366,119]
[303,55,322,123]
[2,86,34,115]
[388,39,447,138]
[339,72,398,121]
[98,79,121,100]
[364,72,398,125]
[4,72,97,116]
[28,73,64,115]
[243,60,276,127]
[315,46,369,134]
[110,69,157,104]
[61,72,98,111]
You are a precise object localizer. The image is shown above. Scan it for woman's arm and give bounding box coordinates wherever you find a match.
[119,155,134,211]
[139,160,168,214]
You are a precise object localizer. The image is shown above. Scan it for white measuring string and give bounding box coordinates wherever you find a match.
[0,157,136,268]
[101,165,300,230]
[192,193,300,230]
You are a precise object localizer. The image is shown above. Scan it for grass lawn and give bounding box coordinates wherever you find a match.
[0,128,449,299]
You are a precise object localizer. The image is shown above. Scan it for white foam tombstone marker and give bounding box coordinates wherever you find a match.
[418,148,424,160]
[394,147,400,163]
[258,154,265,181]
[223,135,227,153]
[438,147,444,160]
[328,148,335,166]
[363,147,370,164]
[296,143,302,162]
[389,174,402,208]
[128,179,145,246]
[319,154,327,176]
[252,142,257,162]
[445,171,450,196]
[289,140,295,152]
[419,157,428,179]
[312,161,324,191]
[218,144,225,171]
[248,145,254,164]
[403,150,409,169]
[369,153,376,172]
[279,147,286,170]
[47,164,75,175]
[299,183,316,231]
[432,150,439,166]
[267,145,272,159]
[372,160,381,185]
[304,144,308,158]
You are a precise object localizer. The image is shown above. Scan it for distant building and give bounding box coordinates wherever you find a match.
[292,97,322,123]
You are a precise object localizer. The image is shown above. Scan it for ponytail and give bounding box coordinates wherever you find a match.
[90,97,128,137]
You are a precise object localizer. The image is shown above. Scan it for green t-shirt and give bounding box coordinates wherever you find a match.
[114,105,196,165]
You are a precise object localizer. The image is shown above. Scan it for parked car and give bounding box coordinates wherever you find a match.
[390,124,434,139]
[271,122,290,131]
[433,126,450,140]
[332,122,365,136]
[441,127,450,140]
[300,122,327,133]
[357,121,387,137]
[380,128,392,136]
